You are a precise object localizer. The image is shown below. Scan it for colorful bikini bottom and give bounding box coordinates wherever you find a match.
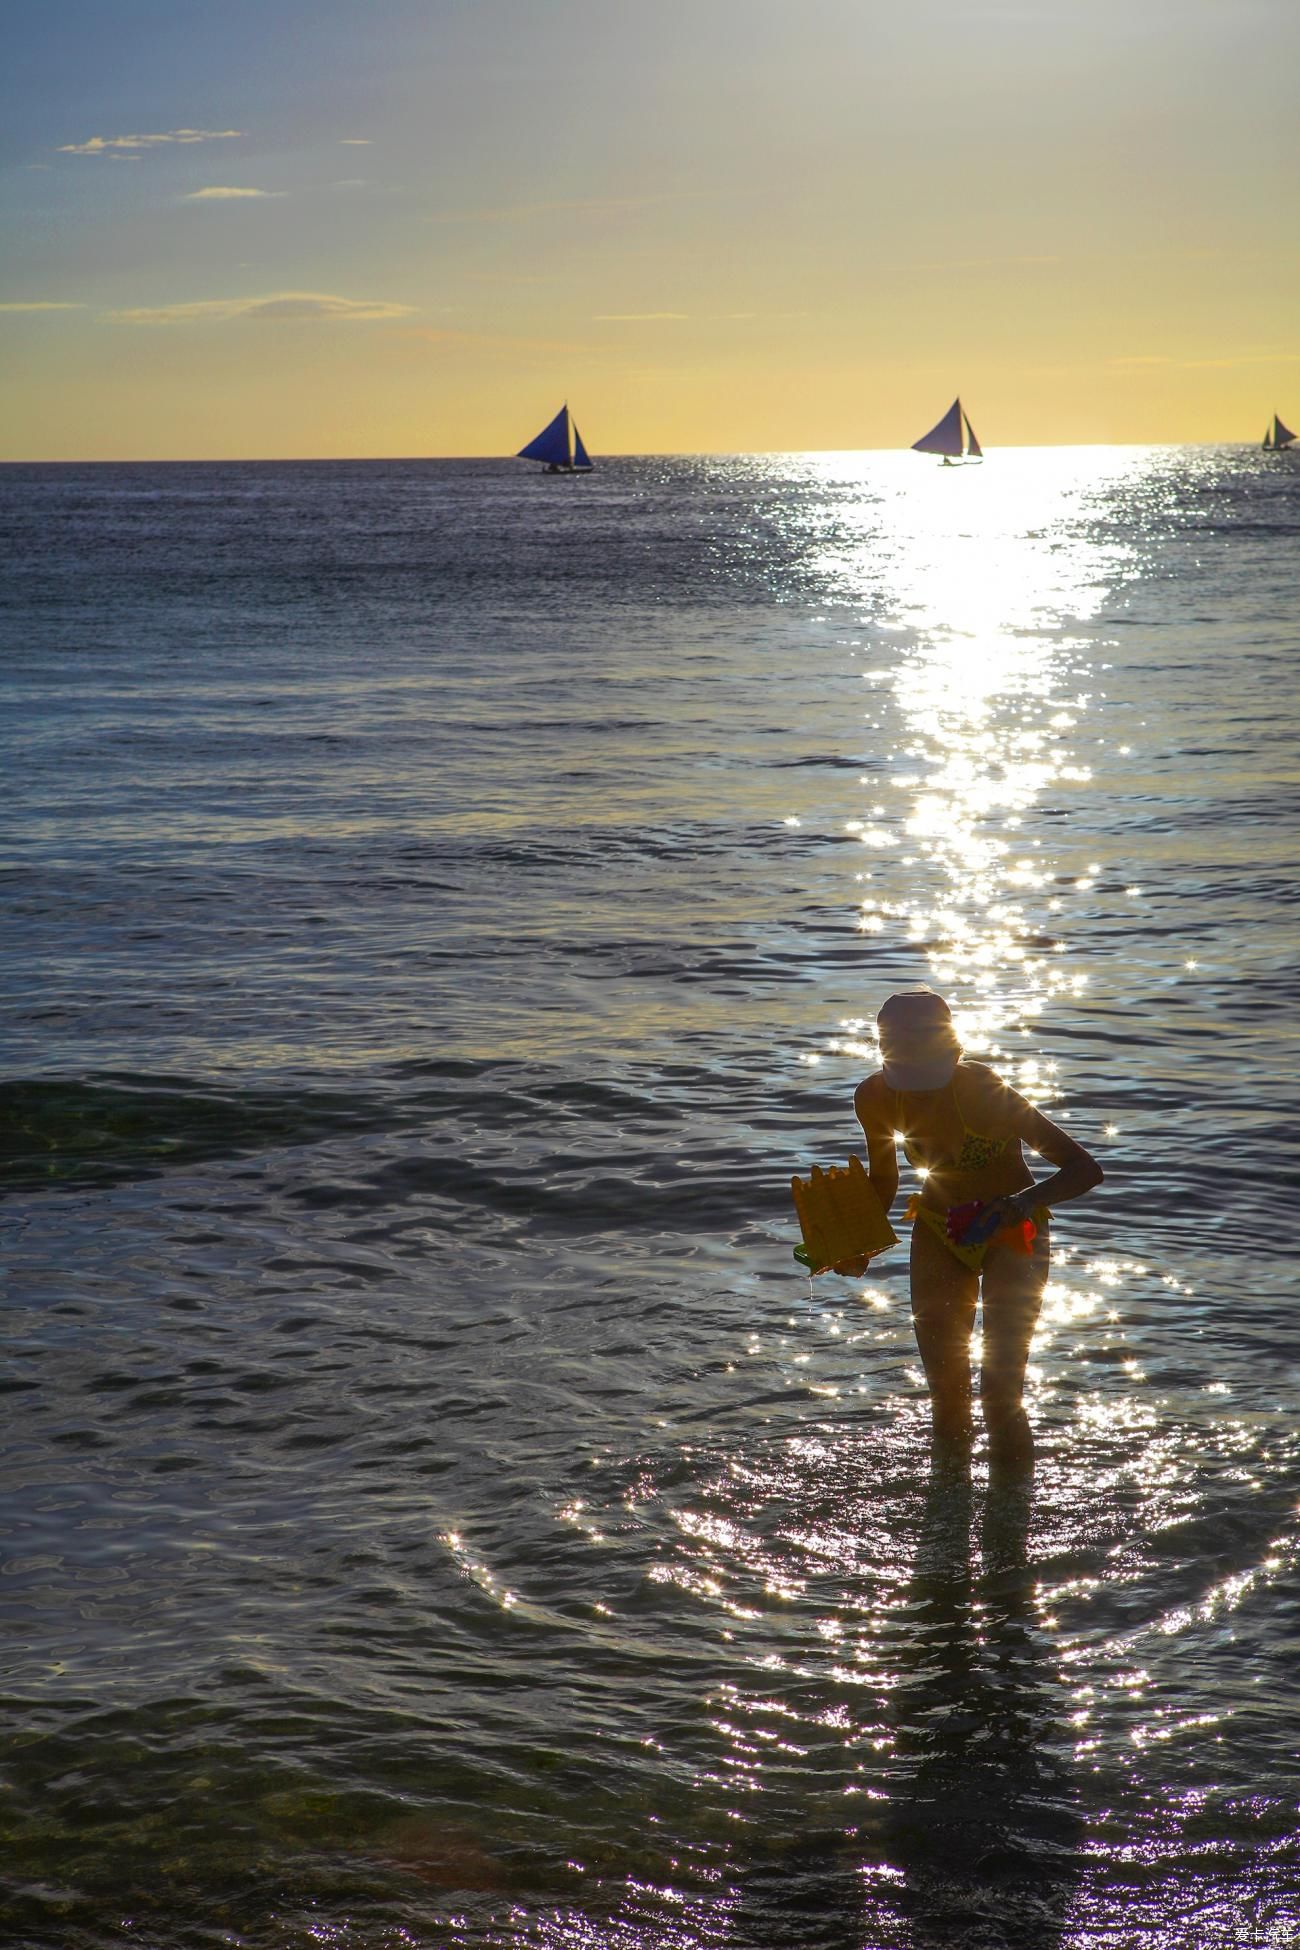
[906,1195,1049,1272]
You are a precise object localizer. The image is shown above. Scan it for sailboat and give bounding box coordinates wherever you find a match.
[911,397,982,465]
[1262,412,1296,451]
[516,403,594,473]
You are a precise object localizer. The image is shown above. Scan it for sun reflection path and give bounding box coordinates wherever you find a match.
[813,448,1150,1099]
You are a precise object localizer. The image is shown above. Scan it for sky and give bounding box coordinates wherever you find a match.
[2,0,1297,458]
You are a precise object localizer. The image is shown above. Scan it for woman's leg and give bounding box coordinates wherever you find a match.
[910,1219,979,1444]
[979,1222,1050,1471]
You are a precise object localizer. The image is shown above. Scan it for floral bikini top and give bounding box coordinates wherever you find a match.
[895,1081,1012,1174]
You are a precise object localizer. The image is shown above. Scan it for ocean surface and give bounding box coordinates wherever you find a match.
[2,446,1298,1950]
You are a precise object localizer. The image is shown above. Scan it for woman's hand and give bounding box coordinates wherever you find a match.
[831,1252,874,1277]
[986,1192,1037,1229]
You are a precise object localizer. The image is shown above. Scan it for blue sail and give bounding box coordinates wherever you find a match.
[912,398,966,458]
[571,422,592,470]
[517,406,572,466]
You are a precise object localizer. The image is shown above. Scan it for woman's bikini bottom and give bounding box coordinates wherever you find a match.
[907,1196,1049,1273]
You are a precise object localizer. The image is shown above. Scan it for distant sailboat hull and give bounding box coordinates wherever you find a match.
[517,404,594,472]
[912,396,982,463]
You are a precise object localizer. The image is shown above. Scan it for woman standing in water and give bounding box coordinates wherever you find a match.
[850,987,1103,1467]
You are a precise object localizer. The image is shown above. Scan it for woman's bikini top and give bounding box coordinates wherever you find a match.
[894,1080,1012,1174]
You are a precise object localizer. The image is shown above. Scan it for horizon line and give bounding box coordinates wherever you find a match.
[0,438,1273,466]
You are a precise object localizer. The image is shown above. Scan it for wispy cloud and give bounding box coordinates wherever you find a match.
[0,301,84,312]
[339,138,371,146]
[184,186,283,201]
[59,128,242,156]
[594,312,688,322]
[107,290,416,326]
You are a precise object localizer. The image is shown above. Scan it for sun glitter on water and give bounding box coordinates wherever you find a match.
[804,449,1156,1097]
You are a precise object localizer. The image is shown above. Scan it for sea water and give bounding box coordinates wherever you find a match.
[2,448,1297,1949]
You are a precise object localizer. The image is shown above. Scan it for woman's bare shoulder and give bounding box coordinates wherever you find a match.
[853,1070,892,1123]
[957,1060,1000,1084]
[956,1060,1013,1114]
[958,1059,1043,1130]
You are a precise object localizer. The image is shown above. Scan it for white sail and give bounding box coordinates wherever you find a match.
[963,412,982,458]
[1274,414,1296,449]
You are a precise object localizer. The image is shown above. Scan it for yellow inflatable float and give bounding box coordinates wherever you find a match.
[791,1154,899,1275]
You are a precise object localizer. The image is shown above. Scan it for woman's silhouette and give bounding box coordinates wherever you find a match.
[847,988,1102,1468]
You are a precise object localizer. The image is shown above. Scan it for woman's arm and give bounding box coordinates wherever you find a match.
[853,1076,900,1215]
[821,1078,900,1277]
[988,1073,1103,1216]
